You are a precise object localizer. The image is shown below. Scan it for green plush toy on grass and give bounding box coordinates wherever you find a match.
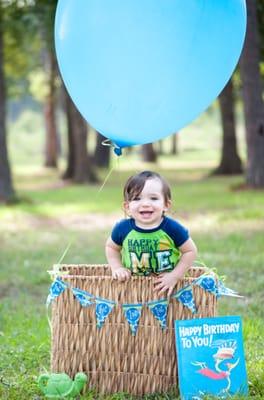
[37,372,87,399]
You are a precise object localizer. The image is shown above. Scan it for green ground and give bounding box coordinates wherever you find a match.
[0,109,263,399]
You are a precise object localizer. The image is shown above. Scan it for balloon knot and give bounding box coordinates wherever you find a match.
[101,138,122,156]
[114,147,122,156]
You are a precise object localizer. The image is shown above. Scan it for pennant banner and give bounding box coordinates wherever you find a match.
[95,297,116,328]
[173,285,197,314]
[147,299,168,330]
[46,271,242,334]
[122,303,143,336]
[46,278,68,306]
[72,288,94,307]
[193,274,218,296]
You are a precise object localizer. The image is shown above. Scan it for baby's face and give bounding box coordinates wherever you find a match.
[124,178,170,229]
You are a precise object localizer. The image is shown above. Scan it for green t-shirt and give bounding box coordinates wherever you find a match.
[111,217,189,275]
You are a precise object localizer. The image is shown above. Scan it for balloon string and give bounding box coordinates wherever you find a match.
[46,242,72,334]
[96,158,119,195]
[47,242,72,280]
[57,242,72,265]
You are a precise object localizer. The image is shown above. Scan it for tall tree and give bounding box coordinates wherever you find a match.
[94,132,110,168]
[240,0,264,187]
[43,49,58,168]
[142,143,157,163]
[0,3,15,203]
[214,78,243,175]
[64,91,97,183]
[257,0,264,62]
[61,84,75,179]
[157,140,164,155]
[34,0,59,168]
[171,133,178,155]
[4,0,59,169]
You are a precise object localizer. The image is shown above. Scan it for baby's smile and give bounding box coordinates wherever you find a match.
[139,210,153,217]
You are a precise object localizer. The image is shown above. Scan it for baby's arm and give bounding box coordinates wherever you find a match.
[154,238,197,296]
[105,237,131,281]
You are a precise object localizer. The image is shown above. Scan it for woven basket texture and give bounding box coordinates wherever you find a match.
[51,264,217,395]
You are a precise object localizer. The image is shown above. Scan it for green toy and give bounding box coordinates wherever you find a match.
[37,372,87,399]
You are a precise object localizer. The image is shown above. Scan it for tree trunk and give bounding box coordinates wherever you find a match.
[171,133,178,155]
[157,140,163,155]
[142,143,157,163]
[63,93,98,183]
[62,85,75,179]
[44,50,58,168]
[0,13,15,203]
[94,132,110,168]
[240,0,264,187]
[213,79,243,175]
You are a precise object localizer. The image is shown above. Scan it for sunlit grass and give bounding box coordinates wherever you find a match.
[1,164,263,224]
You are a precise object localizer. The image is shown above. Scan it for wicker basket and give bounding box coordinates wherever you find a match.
[51,264,217,395]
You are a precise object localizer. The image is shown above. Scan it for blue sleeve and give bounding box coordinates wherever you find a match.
[111,219,132,246]
[164,217,189,247]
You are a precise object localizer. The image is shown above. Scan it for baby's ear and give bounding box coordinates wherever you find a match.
[164,199,172,212]
[123,201,130,215]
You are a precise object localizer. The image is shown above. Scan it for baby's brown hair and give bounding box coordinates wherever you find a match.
[123,171,171,203]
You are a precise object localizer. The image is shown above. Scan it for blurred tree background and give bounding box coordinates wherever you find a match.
[0,0,264,203]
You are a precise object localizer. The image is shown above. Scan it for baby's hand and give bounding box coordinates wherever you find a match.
[111,266,131,281]
[154,269,182,297]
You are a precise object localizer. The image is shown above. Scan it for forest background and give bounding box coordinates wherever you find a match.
[0,0,264,399]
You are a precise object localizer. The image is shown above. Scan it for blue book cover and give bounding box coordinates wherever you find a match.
[175,316,248,400]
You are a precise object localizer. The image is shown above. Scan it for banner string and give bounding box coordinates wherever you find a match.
[46,242,73,331]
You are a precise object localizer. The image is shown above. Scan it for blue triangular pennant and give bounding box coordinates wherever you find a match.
[72,288,94,307]
[122,303,143,336]
[217,279,244,298]
[147,299,168,329]
[193,274,218,296]
[173,285,197,313]
[95,297,116,328]
[46,278,68,306]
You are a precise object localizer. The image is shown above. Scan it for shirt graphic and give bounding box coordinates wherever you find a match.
[111,217,189,275]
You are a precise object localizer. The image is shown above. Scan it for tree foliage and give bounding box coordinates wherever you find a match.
[2,0,41,98]
[257,0,264,62]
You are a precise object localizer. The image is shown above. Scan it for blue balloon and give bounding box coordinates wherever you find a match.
[55,0,246,149]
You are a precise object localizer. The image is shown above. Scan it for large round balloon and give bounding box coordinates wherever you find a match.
[55,0,246,149]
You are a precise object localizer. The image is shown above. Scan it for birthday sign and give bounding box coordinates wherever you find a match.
[175,316,248,399]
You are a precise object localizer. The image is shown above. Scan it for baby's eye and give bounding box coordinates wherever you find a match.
[150,196,159,200]
[133,196,140,201]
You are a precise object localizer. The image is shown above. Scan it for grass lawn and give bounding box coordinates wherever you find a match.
[0,160,263,400]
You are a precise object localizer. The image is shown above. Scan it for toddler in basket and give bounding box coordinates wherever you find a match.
[105,171,197,296]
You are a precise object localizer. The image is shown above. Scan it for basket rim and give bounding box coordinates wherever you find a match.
[55,264,210,278]
[56,274,206,281]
